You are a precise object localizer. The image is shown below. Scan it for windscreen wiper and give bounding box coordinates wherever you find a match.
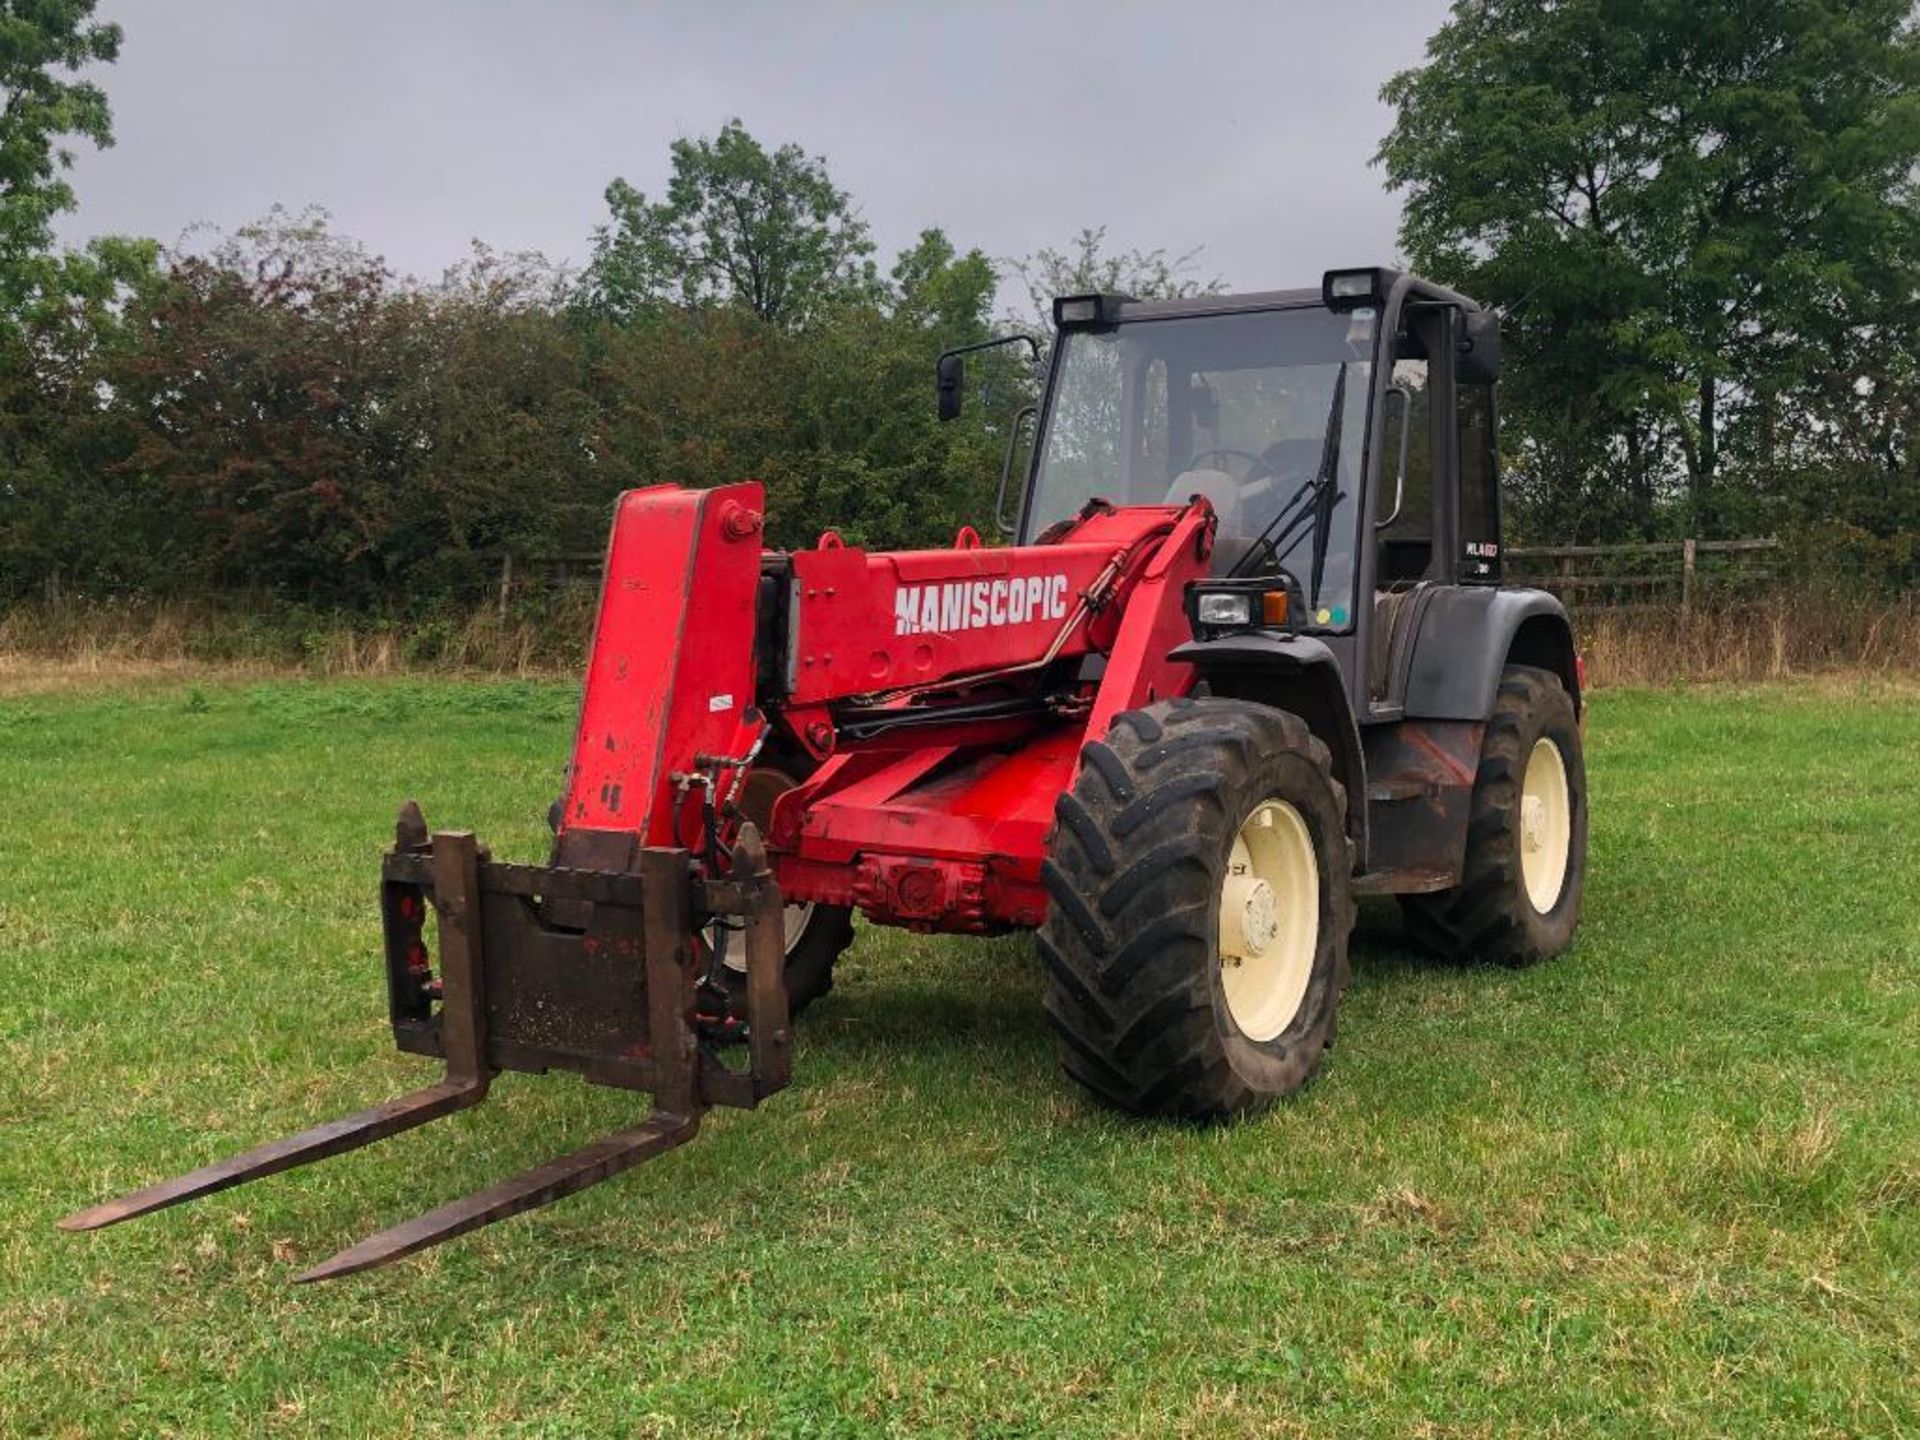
[1303,363,1348,605]
[1227,363,1349,598]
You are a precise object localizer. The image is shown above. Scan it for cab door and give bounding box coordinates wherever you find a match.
[1367,304,1455,717]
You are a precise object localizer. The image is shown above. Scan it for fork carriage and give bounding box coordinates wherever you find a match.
[62,810,791,1282]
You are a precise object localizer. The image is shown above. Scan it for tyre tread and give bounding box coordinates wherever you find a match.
[1040,697,1352,1120]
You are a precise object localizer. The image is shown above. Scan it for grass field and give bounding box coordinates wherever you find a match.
[2,673,1916,1437]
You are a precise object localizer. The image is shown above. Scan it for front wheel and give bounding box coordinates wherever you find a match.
[1039,697,1353,1121]
[706,764,854,1019]
[1400,665,1588,966]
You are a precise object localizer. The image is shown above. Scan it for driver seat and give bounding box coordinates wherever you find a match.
[1164,469,1257,574]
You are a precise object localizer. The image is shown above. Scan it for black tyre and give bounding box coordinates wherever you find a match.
[708,765,854,1019]
[1039,696,1353,1121]
[1400,665,1587,967]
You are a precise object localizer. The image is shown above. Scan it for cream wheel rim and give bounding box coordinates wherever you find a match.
[1219,798,1319,1042]
[1519,736,1572,913]
[715,896,817,973]
[713,767,815,972]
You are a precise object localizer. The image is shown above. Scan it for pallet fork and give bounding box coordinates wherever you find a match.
[59,804,791,1282]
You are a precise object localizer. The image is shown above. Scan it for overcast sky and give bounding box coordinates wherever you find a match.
[54,1,1451,302]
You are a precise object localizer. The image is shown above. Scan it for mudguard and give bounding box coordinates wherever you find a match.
[1402,587,1580,721]
[1166,632,1370,866]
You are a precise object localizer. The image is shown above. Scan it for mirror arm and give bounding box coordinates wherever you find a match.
[995,405,1039,536]
[1375,384,1414,530]
[936,332,1042,390]
[941,333,1041,366]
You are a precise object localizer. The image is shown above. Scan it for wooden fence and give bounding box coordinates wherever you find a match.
[491,551,604,619]
[1504,537,1780,612]
[489,536,1785,619]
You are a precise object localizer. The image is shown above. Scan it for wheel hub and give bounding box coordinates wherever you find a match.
[1521,794,1547,851]
[1222,875,1279,958]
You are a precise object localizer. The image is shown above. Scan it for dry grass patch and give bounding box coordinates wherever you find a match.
[1578,591,1919,685]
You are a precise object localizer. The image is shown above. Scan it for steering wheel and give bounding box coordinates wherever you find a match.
[1180,447,1275,482]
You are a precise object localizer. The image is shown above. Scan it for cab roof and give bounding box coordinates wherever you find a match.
[1077,271,1484,325]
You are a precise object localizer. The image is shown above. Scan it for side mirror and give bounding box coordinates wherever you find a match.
[936,353,964,422]
[1457,310,1500,385]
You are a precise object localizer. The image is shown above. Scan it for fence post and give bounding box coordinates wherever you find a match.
[1681,537,1697,621]
[497,553,514,623]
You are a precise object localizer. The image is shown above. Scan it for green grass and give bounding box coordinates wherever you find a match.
[2,674,1915,1438]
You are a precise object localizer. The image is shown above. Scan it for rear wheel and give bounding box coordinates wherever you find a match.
[1400,665,1587,966]
[707,765,854,1019]
[1039,697,1353,1121]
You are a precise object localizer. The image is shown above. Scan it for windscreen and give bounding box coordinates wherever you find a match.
[1026,305,1377,628]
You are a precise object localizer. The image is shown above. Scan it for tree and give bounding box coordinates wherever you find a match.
[0,233,160,599]
[890,227,995,338]
[103,212,411,596]
[93,211,609,604]
[1379,0,1920,538]
[581,119,877,329]
[0,0,121,328]
[777,229,1008,546]
[1007,225,1222,333]
[586,227,1012,551]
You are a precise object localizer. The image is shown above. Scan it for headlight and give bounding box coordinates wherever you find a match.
[1321,266,1392,310]
[1195,591,1255,627]
[1189,585,1292,634]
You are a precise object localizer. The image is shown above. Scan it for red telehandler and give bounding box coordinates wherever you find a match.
[63,269,1589,1280]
